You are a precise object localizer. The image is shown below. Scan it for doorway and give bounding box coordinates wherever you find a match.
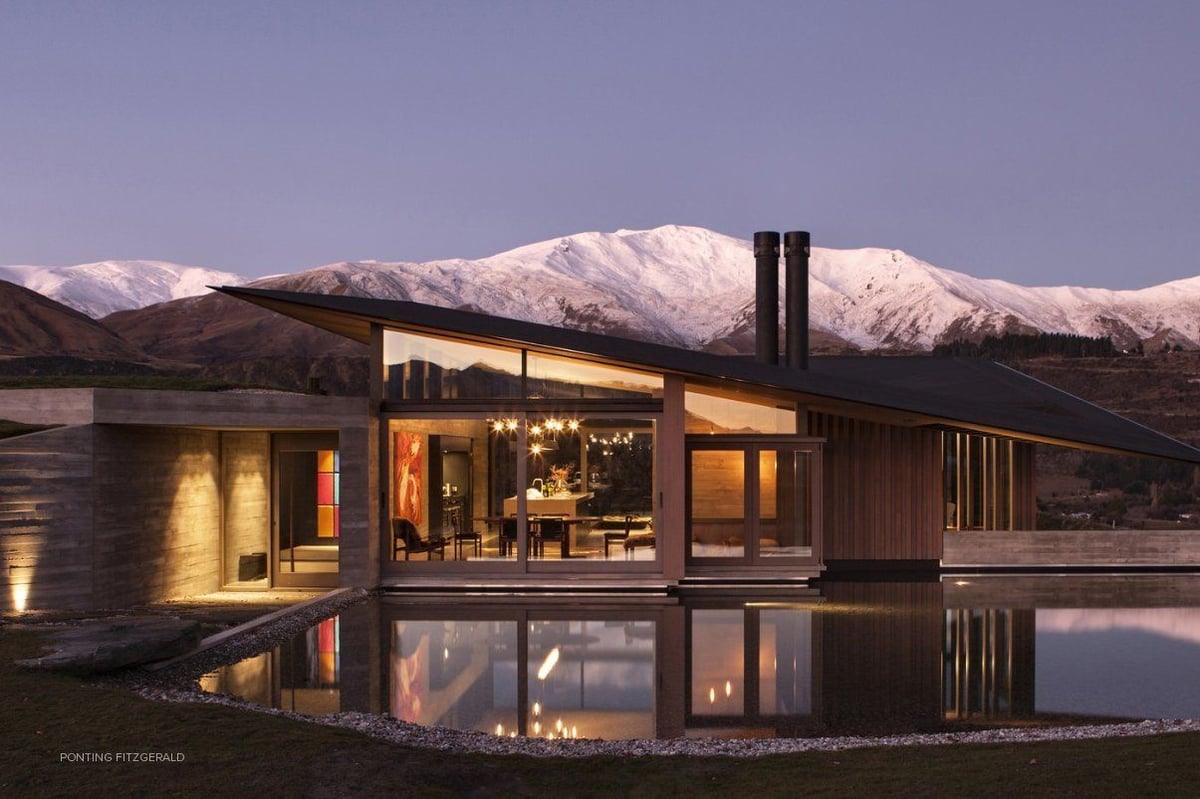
[274,432,340,588]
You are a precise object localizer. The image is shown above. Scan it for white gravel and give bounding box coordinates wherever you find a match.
[113,590,1200,758]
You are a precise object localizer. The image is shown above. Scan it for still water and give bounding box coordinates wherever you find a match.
[201,576,1200,740]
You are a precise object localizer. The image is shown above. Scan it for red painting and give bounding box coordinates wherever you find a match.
[393,431,423,525]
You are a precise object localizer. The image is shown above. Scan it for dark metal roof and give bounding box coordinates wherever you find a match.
[216,286,1200,464]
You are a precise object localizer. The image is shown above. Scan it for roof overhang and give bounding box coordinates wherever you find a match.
[216,286,1200,465]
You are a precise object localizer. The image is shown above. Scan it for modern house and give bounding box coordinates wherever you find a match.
[4,231,1200,612]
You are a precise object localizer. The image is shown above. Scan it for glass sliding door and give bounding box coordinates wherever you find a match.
[686,437,821,566]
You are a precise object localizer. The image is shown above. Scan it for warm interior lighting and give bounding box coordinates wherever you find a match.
[537,647,560,681]
[532,701,541,716]
[725,680,732,698]
[708,687,716,704]
[11,581,30,614]
[495,723,504,736]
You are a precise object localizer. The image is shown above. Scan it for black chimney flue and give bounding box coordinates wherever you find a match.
[784,230,810,370]
[754,231,780,365]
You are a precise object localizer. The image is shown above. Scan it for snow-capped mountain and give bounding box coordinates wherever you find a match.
[7,227,1200,351]
[0,260,244,318]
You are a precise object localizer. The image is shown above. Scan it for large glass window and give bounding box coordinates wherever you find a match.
[387,415,657,565]
[383,330,662,401]
[384,331,523,400]
[943,433,1014,530]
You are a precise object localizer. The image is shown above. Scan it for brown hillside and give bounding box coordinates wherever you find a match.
[0,280,148,361]
[1016,351,1200,447]
[103,292,365,363]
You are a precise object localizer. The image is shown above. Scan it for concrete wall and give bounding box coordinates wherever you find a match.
[339,416,376,589]
[0,389,375,611]
[0,426,96,611]
[93,426,223,607]
[943,529,1200,568]
[0,389,97,425]
[221,432,270,585]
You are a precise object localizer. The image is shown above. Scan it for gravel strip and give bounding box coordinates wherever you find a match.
[110,590,1200,758]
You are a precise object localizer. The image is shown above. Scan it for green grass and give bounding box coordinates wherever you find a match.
[3,626,1200,798]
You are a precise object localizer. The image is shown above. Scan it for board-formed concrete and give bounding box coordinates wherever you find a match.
[0,388,372,612]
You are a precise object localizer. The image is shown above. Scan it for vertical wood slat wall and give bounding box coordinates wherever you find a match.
[809,412,944,561]
[1011,441,1037,529]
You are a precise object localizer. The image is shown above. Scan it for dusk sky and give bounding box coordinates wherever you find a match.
[2,1,1198,289]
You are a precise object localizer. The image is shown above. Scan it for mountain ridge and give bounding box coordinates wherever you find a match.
[5,225,1200,353]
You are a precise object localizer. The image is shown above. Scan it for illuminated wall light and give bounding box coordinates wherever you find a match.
[725,680,733,698]
[532,701,541,716]
[708,687,716,704]
[495,723,505,736]
[533,721,542,735]
[9,564,34,614]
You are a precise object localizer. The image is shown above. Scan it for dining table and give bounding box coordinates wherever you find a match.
[474,515,599,558]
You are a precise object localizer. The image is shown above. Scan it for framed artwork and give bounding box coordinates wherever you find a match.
[394,431,423,525]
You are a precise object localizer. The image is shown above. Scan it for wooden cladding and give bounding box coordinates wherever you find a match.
[1011,442,1037,529]
[810,413,944,561]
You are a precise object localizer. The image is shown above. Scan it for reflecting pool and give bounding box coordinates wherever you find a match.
[201,575,1200,740]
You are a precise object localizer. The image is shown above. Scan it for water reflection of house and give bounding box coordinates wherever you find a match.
[203,580,1200,739]
[3,232,1200,611]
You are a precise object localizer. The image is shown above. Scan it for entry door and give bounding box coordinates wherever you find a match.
[685,438,822,566]
[274,432,340,588]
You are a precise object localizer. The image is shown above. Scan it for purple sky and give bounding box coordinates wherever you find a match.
[1,1,1198,288]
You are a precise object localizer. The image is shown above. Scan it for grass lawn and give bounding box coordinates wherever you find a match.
[3,625,1199,798]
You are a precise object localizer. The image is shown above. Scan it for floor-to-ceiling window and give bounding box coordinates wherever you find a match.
[943,433,1014,530]
[382,329,662,569]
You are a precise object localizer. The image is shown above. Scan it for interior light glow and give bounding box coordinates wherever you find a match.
[537,647,560,680]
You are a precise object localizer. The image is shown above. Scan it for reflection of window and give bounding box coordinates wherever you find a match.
[943,433,1013,530]
[384,330,523,400]
[526,353,662,399]
[690,610,745,715]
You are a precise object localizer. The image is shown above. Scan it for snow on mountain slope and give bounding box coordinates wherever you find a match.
[252,225,755,348]
[0,260,245,318]
[8,227,1200,351]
